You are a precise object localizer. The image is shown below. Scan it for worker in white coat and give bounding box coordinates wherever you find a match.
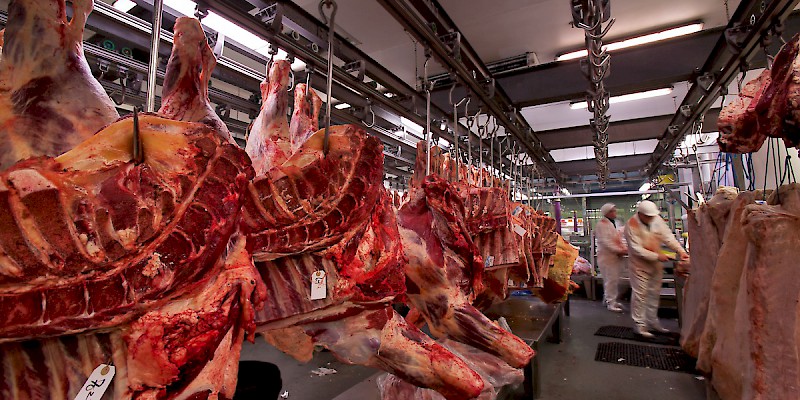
[625,200,688,338]
[595,203,628,312]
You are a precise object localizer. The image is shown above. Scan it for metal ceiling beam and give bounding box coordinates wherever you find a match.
[644,0,800,177]
[537,109,721,150]
[198,0,514,176]
[376,0,564,184]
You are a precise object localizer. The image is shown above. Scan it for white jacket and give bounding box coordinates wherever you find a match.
[625,213,684,263]
[595,218,627,256]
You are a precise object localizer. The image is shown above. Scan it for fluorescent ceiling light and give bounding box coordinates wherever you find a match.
[113,0,137,12]
[556,23,704,62]
[334,103,350,110]
[639,182,652,192]
[437,137,451,148]
[401,117,424,139]
[570,87,673,110]
[165,0,307,70]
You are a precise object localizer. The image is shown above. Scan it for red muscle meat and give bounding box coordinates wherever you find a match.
[159,17,231,141]
[0,0,119,170]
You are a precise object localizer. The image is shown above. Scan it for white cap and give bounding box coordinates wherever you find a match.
[600,203,616,216]
[637,200,660,217]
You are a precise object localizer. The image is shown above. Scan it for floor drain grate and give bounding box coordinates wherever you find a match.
[595,325,680,346]
[595,342,697,374]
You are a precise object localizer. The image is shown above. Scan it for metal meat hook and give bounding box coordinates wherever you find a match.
[132,108,144,165]
[319,0,338,156]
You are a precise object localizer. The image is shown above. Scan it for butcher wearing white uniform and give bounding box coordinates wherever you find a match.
[595,203,627,312]
[625,200,688,338]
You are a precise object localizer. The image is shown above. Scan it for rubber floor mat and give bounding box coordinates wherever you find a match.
[594,342,697,374]
[594,325,680,346]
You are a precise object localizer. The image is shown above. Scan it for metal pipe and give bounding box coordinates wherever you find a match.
[145,0,164,112]
[424,56,431,175]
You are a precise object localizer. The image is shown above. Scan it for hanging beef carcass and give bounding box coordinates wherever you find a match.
[717,70,770,153]
[0,0,119,170]
[398,175,535,368]
[0,115,263,399]
[241,62,485,399]
[680,187,737,359]
[158,17,231,141]
[756,34,800,147]
[735,185,800,399]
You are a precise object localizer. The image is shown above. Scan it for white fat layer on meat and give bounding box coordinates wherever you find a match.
[116,228,137,249]
[0,250,22,278]
[141,253,163,278]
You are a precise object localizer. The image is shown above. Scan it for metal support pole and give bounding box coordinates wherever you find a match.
[145,0,164,112]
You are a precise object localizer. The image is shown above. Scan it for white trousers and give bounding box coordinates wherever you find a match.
[630,260,664,328]
[597,252,624,306]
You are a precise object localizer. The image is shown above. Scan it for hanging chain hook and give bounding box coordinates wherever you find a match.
[319,0,337,155]
[362,98,375,128]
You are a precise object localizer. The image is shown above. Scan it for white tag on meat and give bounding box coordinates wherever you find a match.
[512,206,522,216]
[512,224,527,237]
[310,270,327,300]
[484,255,495,268]
[73,364,115,400]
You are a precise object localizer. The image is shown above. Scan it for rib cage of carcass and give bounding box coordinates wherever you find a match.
[0,6,262,399]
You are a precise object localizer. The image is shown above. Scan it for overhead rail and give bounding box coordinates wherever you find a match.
[376,0,565,184]
[643,0,800,177]
[187,0,515,176]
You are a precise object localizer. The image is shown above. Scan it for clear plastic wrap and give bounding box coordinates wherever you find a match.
[377,339,525,400]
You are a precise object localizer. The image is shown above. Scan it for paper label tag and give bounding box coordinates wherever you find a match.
[512,224,527,237]
[310,270,327,300]
[74,364,115,400]
[508,279,515,287]
[484,255,495,268]
[511,206,522,217]
[755,200,767,205]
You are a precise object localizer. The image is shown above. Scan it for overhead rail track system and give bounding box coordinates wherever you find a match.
[643,0,800,177]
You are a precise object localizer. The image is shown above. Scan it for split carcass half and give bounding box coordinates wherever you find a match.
[159,17,231,141]
[398,175,535,368]
[0,0,120,170]
[0,115,264,399]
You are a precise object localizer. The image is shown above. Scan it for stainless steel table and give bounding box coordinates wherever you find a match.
[484,296,564,400]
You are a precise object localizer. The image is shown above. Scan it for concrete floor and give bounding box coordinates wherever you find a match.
[238,298,707,399]
[536,298,706,400]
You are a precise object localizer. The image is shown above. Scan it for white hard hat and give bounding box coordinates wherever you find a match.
[600,203,616,216]
[637,200,660,217]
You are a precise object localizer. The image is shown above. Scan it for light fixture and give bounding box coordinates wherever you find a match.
[400,117,424,139]
[639,182,652,192]
[113,0,137,12]
[334,103,350,110]
[561,188,571,196]
[570,87,673,110]
[556,23,704,62]
[440,121,447,130]
[164,0,305,70]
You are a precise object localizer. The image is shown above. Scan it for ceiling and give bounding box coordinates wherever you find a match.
[290,0,748,191]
